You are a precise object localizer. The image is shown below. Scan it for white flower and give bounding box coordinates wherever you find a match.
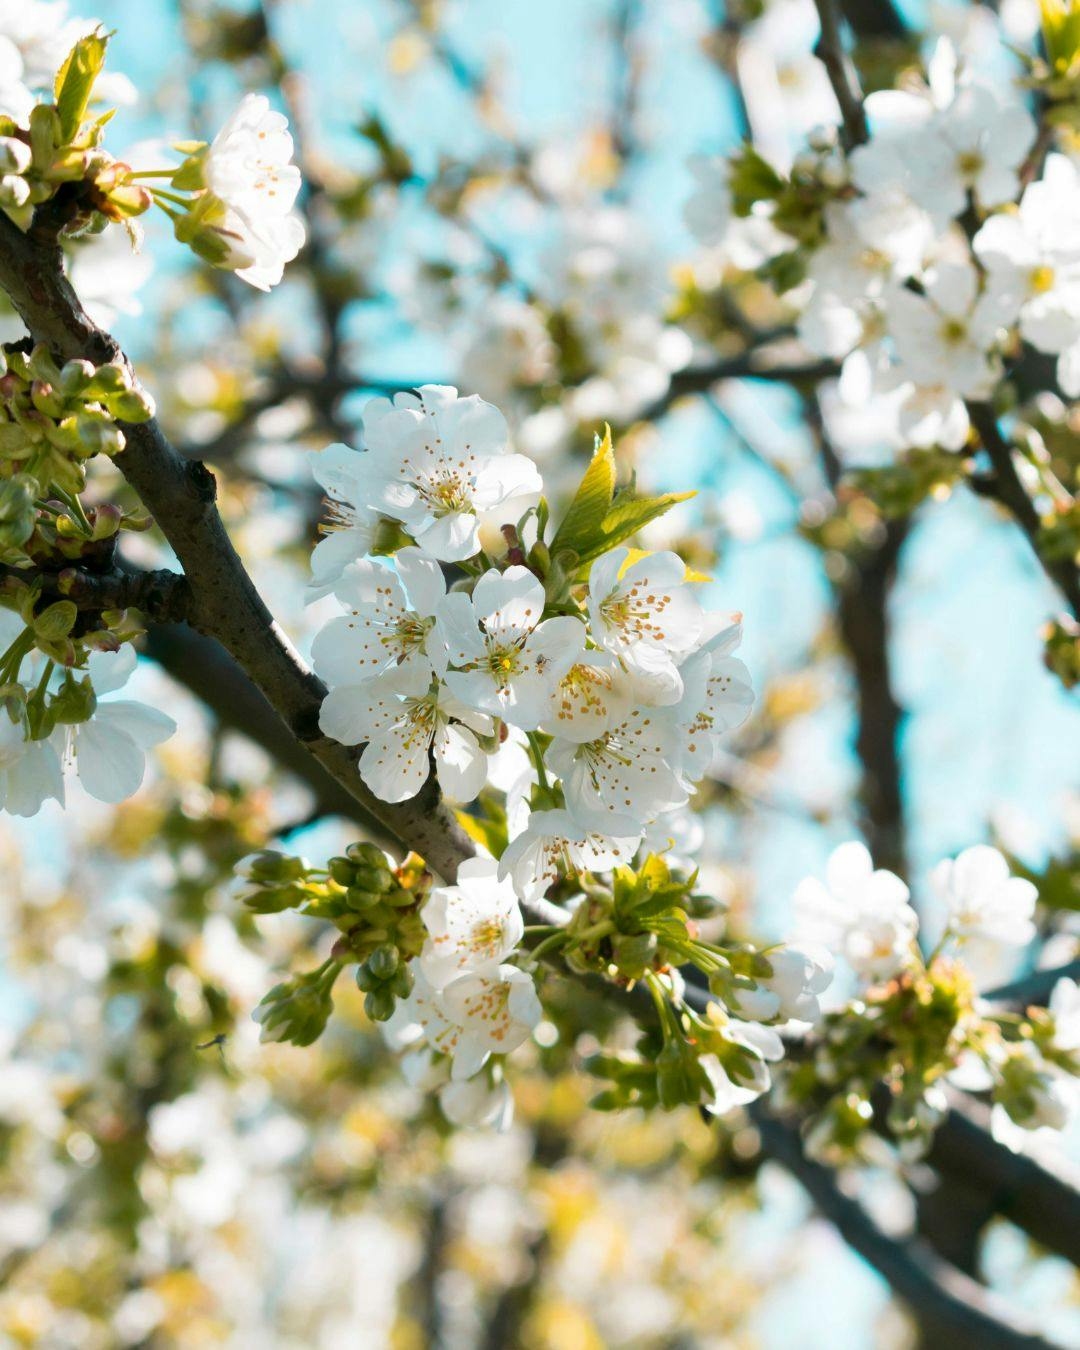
[974,155,1080,356]
[311,548,445,687]
[420,857,524,991]
[497,808,641,904]
[991,1041,1079,1146]
[538,650,632,744]
[307,443,381,595]
[438,963,542,1080]
[63,647,176,804]
[905,83,1036,223]
[547,707,687,831]
[359,385,541,562]
[0,714,63,816]
[807,199,931,306]
[586,548,703,704]
[319,661,491,804]
[437,566,585,729]
[893,378,970,450]
[929,845,1037,946]
[735,945,833,1025]
[701,1018,784,1117]
[668,629,754,782]
[438,1074,514,1130]
[0,1,90,90]
[203,93,305,290]
[886,262,1003,398]
[794,841,918,980]
[391,962,541,1083]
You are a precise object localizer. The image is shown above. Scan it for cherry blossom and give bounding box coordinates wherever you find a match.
[420,857,524,991]
[929,845,1037,946]
[319,661,491,804]
[794,842,918,980]
[587,548,703,703]
[547,707,687,831]
[437,566,584,729]
[311,548,445,686]
[497,808,641,904]
[202,93,305,290]
[59,647,176,805]
[357,385,541,562]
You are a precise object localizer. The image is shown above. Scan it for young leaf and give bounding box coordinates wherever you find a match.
[575,488,695,569]
[55,30,109,144]
[549,425,616,557]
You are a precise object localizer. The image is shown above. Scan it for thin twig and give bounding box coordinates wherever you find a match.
[812,0,868,149]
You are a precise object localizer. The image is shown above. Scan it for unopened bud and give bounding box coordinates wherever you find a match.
[0,137,30,175]
[0,174,29,208]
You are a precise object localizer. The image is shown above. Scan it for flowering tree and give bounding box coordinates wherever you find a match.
[0,0,1079,1344]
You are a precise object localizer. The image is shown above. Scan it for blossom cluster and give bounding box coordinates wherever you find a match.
[792,840,1079,1158]
[231,383,849,1127]
[684,37,1080,454]
[0,19,303,292]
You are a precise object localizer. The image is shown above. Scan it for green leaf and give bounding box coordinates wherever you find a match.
[54,30,109,143]
[576,489,695,569]
[549,424,617,557]
[549,425,695,575]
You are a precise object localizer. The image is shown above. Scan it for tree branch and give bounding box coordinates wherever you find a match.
[0,211,473,880]
[967,402,1080,621]
[635,350,839,426]
[751,1108,1061,1349]
[0,561,193,624]
[812,0,869,149]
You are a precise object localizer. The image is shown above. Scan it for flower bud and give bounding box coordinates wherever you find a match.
[238,883,300,915]
[345,885,382,912]
[0,137,30,175]
[252,970,336,1047]
[328,856,357,887]
[105,387,156,422]
[367,944,400,980]
[59,360,95,398]
[363,988,397,1023]
[346,841,390,868]
[0,174,29,208]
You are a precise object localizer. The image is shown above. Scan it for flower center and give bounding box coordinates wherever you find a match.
[956,150,984,179]
[469,918,506,957]
[1030,264,1056,295]
[939,317,968,346]
[416,467,472,516]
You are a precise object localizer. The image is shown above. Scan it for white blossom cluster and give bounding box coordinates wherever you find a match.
[797,840,1079,1146]
[303,384,803,1121]
[685,38,1080,453]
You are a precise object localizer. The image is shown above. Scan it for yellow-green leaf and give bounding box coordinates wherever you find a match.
[55,30,109,143]
[550,425,616,557]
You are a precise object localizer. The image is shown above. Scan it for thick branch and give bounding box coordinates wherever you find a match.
[752,1109,1060,1349]
[0,211,473,880]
